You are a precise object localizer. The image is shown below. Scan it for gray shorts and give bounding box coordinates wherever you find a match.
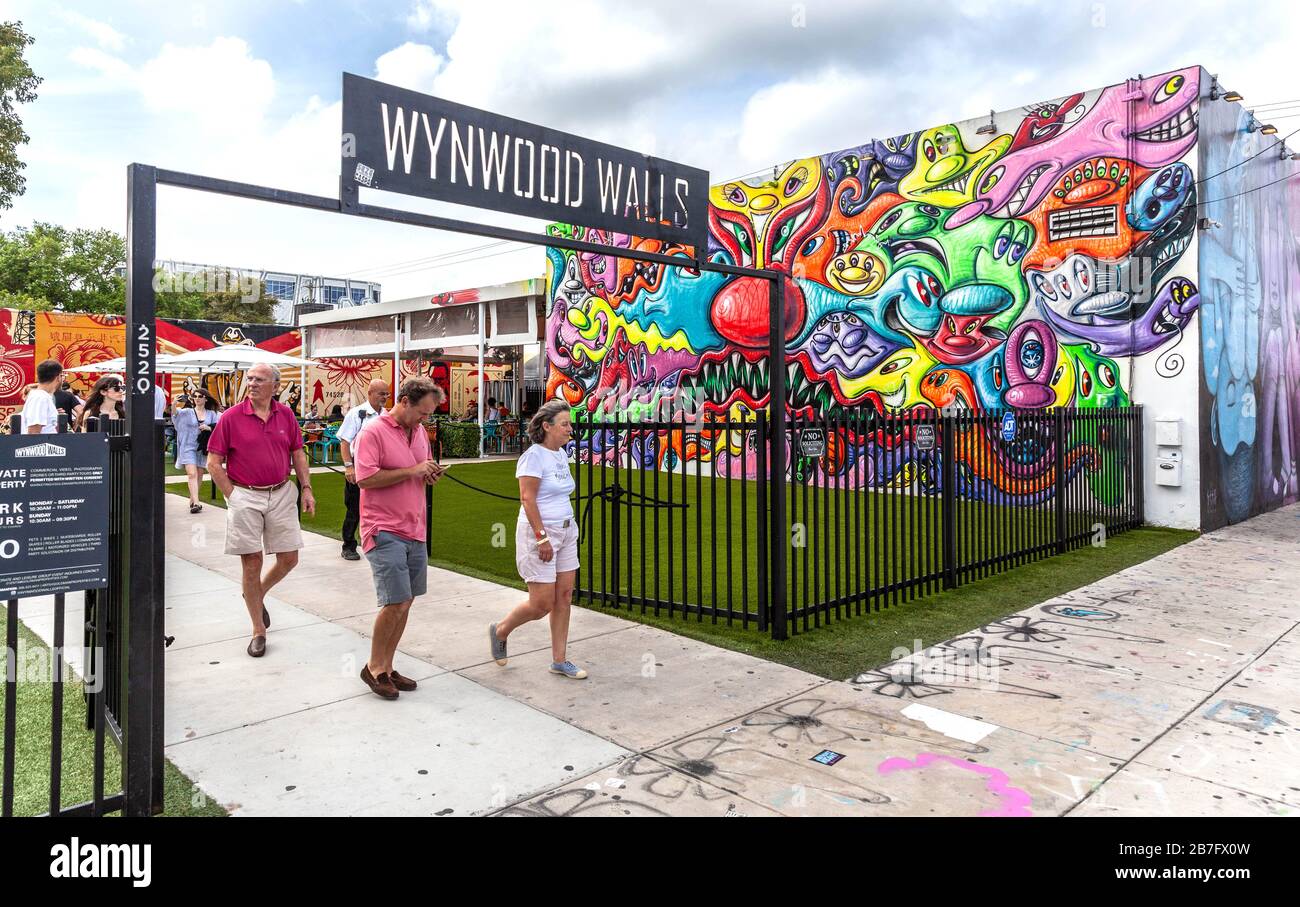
[364,531,428,607]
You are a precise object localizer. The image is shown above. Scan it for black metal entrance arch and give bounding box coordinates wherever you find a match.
[123,162,794,808]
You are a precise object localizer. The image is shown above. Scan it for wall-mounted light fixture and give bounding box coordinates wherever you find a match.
[976,110,997,135]
[1209,74,1244,103]
[1198,218,1222,230]
[1245,113,1277,135]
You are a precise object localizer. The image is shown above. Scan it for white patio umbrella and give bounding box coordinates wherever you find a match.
[63,353,210,374]
[162,344,317,370]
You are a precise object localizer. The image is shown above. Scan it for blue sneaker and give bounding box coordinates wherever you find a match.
[489,623,507,666]
[549,660,588,679]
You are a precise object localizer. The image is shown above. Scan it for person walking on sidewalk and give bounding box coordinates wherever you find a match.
[206,363,316,658]
[354,377,445,699]
[173,389,220,513]
[338,378,389,561]
[488,399,586,680]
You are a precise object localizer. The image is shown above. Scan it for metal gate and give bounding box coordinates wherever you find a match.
[1,415,163,816]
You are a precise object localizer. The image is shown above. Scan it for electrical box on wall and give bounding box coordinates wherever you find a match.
[1156,419,1182,446]
[1156,448,1183,486]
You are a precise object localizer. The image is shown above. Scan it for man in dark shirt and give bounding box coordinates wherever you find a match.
[54,381,82,429]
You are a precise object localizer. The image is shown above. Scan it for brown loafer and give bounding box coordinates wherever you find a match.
[262,606,271,629]
[247,635,266,658]
[389,670,417,692]
[361,665,398,700]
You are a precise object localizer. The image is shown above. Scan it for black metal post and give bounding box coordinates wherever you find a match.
[1054,409,1067,555]
[768,276,787,640]
[941,414,957,590]
[124,162,160,816]
[2,598,16,817]
[1134,406,1145,526]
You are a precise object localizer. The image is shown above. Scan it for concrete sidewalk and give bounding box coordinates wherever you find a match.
[23,496,1296,816]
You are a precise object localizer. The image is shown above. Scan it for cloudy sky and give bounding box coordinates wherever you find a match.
[3,0,1298,301]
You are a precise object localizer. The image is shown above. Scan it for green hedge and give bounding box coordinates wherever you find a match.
[437,420,481,459]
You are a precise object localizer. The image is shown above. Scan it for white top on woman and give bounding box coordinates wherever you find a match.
[515,443,574,524]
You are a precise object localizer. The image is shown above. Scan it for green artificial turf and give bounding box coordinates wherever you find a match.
[0,607,226,817]
[168,459,1195,679]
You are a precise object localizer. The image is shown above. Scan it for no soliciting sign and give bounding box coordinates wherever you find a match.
[0,434,110,599]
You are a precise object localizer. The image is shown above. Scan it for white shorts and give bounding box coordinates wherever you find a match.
[515,517,579,584]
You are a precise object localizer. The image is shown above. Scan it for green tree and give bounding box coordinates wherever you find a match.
[0,222,125,311]
[0,224,279,323]
[0,21,41,212]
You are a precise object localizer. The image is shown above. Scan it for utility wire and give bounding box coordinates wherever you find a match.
[1199,169,1300,207]
[333,239,521,279]
[352,244,539,281]
[1195,127,1300,186]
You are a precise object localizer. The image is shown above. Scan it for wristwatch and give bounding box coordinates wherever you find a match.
[343,461,354,467]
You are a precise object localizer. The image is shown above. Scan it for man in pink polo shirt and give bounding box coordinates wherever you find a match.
[353,377,445,699]
[206,363,316,658]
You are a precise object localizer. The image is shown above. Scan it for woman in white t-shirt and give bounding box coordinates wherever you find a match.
[487,399,587,679]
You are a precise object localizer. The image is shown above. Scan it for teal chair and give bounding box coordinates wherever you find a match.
[311,423,341,464]
[482,420,501,455]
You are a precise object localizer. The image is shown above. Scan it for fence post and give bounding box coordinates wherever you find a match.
[124,162,161,816]
[1054,409,1066,555]
[940,413,957,590]
[1133,406,1145,527]
[755,410,768,634]
[609,418,622,608]
[767,276,788,641]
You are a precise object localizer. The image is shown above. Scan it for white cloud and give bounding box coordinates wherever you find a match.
[374,43,445,93]
[67,46,134,82]
[735,67,886,172]
[57,9,128,52]
[137,37,275,119]
[405,0,452,32]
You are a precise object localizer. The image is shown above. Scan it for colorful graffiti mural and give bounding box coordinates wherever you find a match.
[1198,99,1300,529]
[0,310,451,425]
[545,68,1201,501]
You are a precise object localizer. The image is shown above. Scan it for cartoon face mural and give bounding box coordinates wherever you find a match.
[1127,162,1193,231]
[546,65,1202,516]
[1010,93,1086,153]
[871,201,1035,343]
[1024,157,1149,267]
[951,68,1199,227]
[1064,344,1128,408]
[823,133,918,217]
[795,185,894,296]
[899,126,1011,208]
[710,158,828,269]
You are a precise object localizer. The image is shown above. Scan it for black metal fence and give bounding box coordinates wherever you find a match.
[572,406,1143,639]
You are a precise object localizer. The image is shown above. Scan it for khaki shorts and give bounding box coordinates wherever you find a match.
[516,517,579,584]
[224,483,304,555]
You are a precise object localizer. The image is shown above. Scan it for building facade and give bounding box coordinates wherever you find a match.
[543,65,1300,531]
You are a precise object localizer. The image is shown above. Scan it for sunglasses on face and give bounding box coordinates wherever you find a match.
[105,384,124,392]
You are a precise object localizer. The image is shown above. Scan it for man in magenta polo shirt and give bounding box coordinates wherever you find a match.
[206,363,317,658]
[353,377,445,699]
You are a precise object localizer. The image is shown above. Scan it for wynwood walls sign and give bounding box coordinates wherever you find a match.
[340,73,709,250]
